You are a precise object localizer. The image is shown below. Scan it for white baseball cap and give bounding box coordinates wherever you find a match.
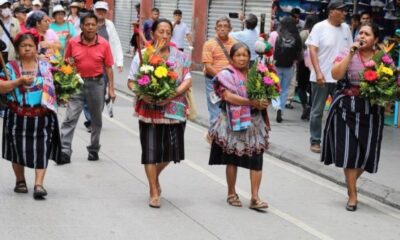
[52,4,66,14]
[94,1,108,11]
[0,0,11,6]
[32,0,42,6]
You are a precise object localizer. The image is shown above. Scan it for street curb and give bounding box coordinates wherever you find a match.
[116,72,400,210]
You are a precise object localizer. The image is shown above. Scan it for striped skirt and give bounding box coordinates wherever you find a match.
[139,121,185,164]
[321,95,384,173]
[2,108,61,169]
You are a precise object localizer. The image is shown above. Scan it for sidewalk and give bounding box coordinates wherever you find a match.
[116,56,400,209]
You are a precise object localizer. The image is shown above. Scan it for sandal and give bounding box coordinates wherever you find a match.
[14,180,28,194]
[33,185,47,200]
[227,194,242,207]
[249,199,269,210]
[149,196,161,208]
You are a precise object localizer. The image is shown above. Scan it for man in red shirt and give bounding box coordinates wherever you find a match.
[59,12,116,164]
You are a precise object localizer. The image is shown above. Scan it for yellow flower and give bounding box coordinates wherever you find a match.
[269,72,280,84]
[60,65,73,75]
[154,66,168,78]
[377,64,394,77]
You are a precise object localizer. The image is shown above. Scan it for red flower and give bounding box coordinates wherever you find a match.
[149,55,164,65]
[363,70,378,82]
[167,71,178,80]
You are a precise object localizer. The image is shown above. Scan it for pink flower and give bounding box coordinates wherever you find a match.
[364,60,376,68]
[257,64,268,73]
[138,75,150,86]
[166,61,174,68]
[263,76,274,86]
[381,55,393,65]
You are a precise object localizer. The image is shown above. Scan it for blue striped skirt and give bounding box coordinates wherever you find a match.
[2,108,61,169]
[321,94,384,173]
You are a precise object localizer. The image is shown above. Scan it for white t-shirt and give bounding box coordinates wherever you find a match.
[305,20,353,83]
[171,22,190,49]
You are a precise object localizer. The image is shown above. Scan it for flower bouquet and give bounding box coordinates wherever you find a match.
[134,41,178,101]
[359,51,399,106]
[246,60,280,101]
[50,50,83,103]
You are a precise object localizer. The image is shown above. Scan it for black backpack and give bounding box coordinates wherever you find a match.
[274,33,300,67]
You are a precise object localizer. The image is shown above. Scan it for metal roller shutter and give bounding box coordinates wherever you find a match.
[178,0,194,54]
[154,1,178,20]
[244,0,273,33]
[114,0,135,53]
[207,0,244,40]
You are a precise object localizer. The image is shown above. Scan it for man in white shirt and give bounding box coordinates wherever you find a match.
[171,9,193,52]
[305,0,353,153]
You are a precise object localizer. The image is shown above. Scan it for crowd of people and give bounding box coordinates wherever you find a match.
[0,0,393,213]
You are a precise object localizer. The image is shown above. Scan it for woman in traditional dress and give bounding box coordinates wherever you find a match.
[0,31,61,200]
[322,23,385,211]
[209,42,270,210]
[127,19,192,208]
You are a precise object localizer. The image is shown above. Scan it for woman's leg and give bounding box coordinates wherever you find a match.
[344,168,358,205]
[12,163,25,182]
[357,168,364,179]
[226,165,238,196]
[34,169,46,186]
[250,170,262,200]
[144,164,159,198]
[156,162,170,194]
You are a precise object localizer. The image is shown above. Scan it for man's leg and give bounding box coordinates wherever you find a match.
[60,90,86,156]
[85,79,105,155]
[309,82,330,146]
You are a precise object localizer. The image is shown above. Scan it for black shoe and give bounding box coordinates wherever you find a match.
[301,107,311,120]
[346,202,357,212]
[57,152,71,165]
[285,103,294,109]
[84,121,92,133]
[88,151,99,161]
[276,110,282,123]
[33,185,47,200]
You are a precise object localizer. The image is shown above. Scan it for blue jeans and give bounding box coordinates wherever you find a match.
[277,66,295,111]
[309,82,337,145]
[205,75,220,127]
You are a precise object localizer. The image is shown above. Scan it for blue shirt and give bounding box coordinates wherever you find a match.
[143,19,154,41]
[50,22,77,55]
[230,29,259,61]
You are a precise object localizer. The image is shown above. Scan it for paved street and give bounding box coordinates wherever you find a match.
[1,56,400,239]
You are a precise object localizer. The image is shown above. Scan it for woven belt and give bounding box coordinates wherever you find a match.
[7,102,50,117]
[341,86,360,97]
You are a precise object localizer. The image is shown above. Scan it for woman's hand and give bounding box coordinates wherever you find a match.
[18,76,34,86]
[39,41,50,49]
[141,95,153,104]
[155,97,173,106]
[251,99,269,110]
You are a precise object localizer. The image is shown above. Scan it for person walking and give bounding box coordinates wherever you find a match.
[209,42,270,210]
[297,15,318,120]
[0,0,21,62]
[50,4,77,55]
[127,19,192,208]
[229,13,259,67]
[13,5,29,32]
[305,0,353,153]
[273,16,302,123]
[58,12,116,164]
[67,1,81,35]
[322,23,385,212]
[171,9,193,52]
[0,31,61,200]
[202,16,236,128]
[142,7,159,42]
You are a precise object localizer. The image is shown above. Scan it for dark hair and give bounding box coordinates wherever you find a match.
[151,18,173,33]
[360,11,371,19]
[291,8,301,16]
[352,13,361,22]
[152,8,159,13]
[245,13,258,30]
[304,15,318,31]
[229,42,250,60]
[135,3,140,9]
[15,34,39,51]
[173,9,182,16]
[279,16,299,35]
[360,22,380,40]
[25,11,47,29]
[80,11,98,25]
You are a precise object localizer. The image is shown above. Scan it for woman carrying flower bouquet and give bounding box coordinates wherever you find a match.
[209,42,270,210]
[0,31,61,200]
[322,23,390,211]
[127,19,192,208]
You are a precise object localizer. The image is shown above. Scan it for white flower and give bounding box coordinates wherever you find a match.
[76,74,84,84]
[139,64,154,74]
